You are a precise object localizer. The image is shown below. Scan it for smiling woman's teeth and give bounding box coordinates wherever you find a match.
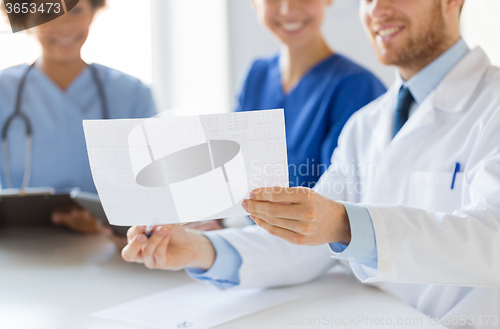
[378,27,402,38]
[282,23,303,32]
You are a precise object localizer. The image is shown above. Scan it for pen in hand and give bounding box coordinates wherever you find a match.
[145,225,154,238]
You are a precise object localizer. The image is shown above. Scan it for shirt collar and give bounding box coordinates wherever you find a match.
[395,38,470,105]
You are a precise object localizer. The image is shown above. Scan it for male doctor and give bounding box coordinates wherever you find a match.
[122,0,500,327]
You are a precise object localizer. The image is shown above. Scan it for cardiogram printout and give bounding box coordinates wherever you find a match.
[83,109,288,226]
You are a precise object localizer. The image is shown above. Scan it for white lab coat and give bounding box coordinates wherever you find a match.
[215,47,500,329]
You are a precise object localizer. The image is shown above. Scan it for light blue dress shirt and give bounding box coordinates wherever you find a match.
[0,63,156,192]
[186,233,242,289]
[187,38,470,288]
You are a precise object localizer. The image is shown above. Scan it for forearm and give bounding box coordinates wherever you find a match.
[216,225,337,289]
[185,229,216,270]
[186,233,243,290]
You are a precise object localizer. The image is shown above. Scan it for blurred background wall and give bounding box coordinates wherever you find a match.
[0,0,152,83]
[1,0,498,115]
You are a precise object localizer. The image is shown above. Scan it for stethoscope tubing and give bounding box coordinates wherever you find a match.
[1,62,109,190]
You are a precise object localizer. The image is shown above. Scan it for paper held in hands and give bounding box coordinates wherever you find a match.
[83,109,289,226]
[91,282,299,329]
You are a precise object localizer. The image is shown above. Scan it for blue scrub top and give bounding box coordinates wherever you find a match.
[0,63,157,192]
[236,54,387,187]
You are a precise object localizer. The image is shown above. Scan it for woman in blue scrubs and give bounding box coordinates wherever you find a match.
[190,0,386,231]
[241,0,386,188]
[0,0,156,233]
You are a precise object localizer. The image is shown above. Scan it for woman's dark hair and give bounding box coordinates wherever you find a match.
[1,0,106,31]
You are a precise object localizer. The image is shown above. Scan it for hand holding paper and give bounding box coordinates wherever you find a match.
[242,187,351,246]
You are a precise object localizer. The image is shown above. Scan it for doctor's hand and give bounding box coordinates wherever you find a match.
[121,225,216,271]
[242,187,351,246]
[51,208,100,234]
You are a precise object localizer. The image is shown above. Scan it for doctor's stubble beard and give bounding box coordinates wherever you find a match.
[372,0,452,73]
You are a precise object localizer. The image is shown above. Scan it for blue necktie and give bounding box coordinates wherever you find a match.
[393,86,414,138]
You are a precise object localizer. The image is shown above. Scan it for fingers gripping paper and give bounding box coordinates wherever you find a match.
[83,109,288,226]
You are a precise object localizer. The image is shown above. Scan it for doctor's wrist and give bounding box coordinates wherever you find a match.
[186,230,216,271]
[334,202,351,246]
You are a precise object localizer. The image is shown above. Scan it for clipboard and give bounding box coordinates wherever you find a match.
[70,190,129,236]
[0,188,78,227]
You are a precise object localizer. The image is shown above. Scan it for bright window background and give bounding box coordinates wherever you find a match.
[150,0,231,114]
[461,0,500,66]
[0,0,152,84]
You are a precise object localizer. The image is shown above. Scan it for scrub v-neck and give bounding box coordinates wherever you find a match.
[32,64,99,115]
[32,64,90,97]
[276,53,339,97]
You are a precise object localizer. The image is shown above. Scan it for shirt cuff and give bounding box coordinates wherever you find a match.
[185,232,242,290]
[329,202,378,266]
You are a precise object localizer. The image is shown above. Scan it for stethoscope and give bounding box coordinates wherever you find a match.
[1,62,109,190]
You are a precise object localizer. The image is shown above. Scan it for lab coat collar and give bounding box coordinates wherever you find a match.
[387,47,491,145]
[375,47,491,128]
[432,47,491,113]
[365,47,491,151]
[396,38,470,106]
[364,83,398,151]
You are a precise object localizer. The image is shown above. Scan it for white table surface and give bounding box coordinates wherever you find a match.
[0,227,445,329]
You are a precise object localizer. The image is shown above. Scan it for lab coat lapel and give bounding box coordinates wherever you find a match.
[358,86,400,204]
[390,93,436,145]
[389,47,490,144]
[366,98,437,204]
[363,47,492,205]
[366,84,398,155]
[433,47,491,113]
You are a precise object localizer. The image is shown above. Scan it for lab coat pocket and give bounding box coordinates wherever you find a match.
[407,171,463,213]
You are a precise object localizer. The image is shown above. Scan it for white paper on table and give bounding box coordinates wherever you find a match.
[83,109,288,226]
[91,282,299,329]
